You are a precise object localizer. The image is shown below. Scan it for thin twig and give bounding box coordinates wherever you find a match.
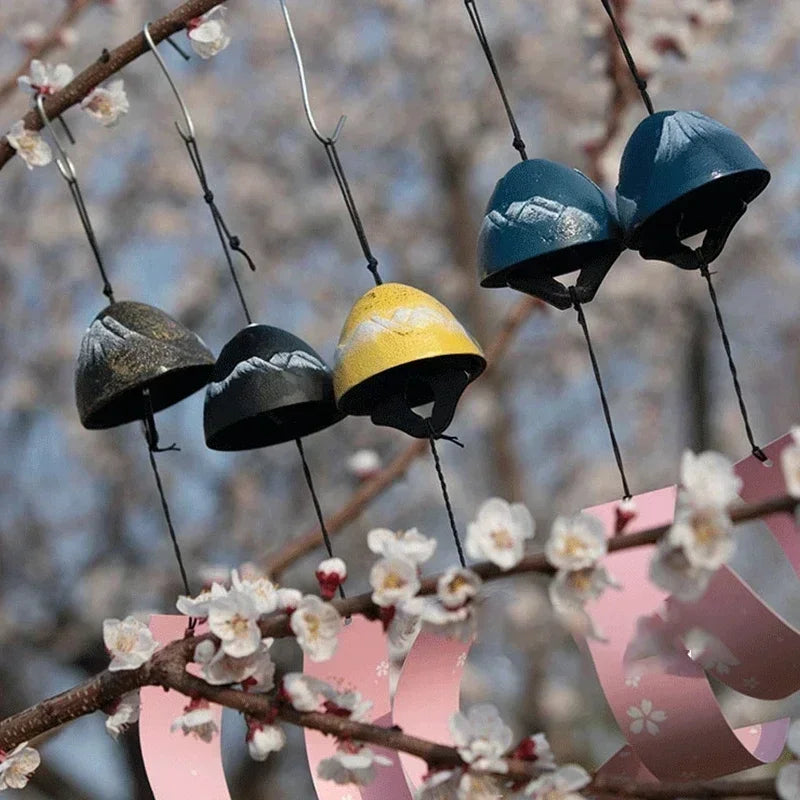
[0,0,232,171]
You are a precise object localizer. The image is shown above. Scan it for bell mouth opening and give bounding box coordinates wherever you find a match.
[337,354,486,417]
[80,364,213,430]
[480,239,623,288]
[205,400,343,450]
[628,168,770,250]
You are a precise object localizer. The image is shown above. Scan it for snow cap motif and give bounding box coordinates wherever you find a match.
[204,324,342,450]
[616,110,769,268]
[333,282,485,438]
[75,301,215,429]
[478,159,623,310]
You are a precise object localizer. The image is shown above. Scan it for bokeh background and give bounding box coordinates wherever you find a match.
[0,0,798,797]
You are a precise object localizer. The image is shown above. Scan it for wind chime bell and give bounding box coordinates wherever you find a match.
[333,283,485,438]
[75,301,215,429]
[478,159,624,310]
[616,110,770,269]
[204,324,342,450]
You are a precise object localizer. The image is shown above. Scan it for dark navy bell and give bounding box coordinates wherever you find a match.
[616,110,769,269]
[478,159,624,310]
[204,324,342,450]
[75,301,215,430]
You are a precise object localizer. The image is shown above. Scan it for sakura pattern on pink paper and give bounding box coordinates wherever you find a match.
[581,482,789,780]
[302,616,412,800]
[139,615,233,800]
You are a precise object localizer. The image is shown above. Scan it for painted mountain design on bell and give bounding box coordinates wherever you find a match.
[484,197,602,244]
[207,350,328,398]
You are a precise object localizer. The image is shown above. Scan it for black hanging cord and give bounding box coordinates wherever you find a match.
[323,140,383,286]
[141,389,195,609]
[179,131,256,325]
[295,437,345,599]
[598,0,655,115]
[463,0,527,161]
[698,261,767,462]
[426,420,467,568]
[569,288,633,499]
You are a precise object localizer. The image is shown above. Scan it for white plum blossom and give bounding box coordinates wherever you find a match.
[367,527,437,565]
[325,689,372,722]
[512,732,557,769]
[80,80,129,126]
[667,505,735,570]
[370,556,420,607]
[0,742,41,790]
[524,764,591,800]
[103,616,159,671]
[281,673,332,711]
[208,587,261,658]
[17,60,73,95]
[449,704,513,773]
[649,540,715,602]
[627,699,667,735]
[679,449,741,510]
[545,513,607,571]
[177,582,227,617]
[247,723,286,761]
[317,746,392,785]
[777,720,800,800]
[780,428,800,499]
[187,6,231,59]
[437,567,482,610]
[466,497,535,570]
[6,121,52,169]
[105,691,140,739]
[232,569,279,614]
[290,595,342,661]
[347,448,381,479]
[315,557,347,600]
[404,596,477,642]
[201,638,275,687]
[171,700,218,742]
[276,587,303,612]
[549,565,618,609]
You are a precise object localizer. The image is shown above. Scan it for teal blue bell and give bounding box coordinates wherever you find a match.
[616,110,769,270]
[477,159,624,310]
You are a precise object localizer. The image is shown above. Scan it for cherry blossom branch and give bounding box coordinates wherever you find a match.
[0,0,97,108]
[264,296,543,578]
[0,490,795,757]
[0,0,230,171]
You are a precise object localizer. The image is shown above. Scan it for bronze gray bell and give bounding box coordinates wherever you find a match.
[76,301,215,429]
[204,324,342,450]
[616,110,770,269]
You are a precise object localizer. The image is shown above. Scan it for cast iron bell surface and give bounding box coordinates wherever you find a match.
[333,282,486,438]
[477,159,623,309]
[75,301,215,430]
[616,110,769,266]
[204,324,342,450]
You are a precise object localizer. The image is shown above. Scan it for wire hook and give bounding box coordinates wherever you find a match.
[143,22,196,141]
[35,94,77,184]
[278,0,346,144]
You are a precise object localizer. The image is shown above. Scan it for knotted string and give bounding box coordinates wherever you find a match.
[598,0,654,115]
[463,0,527,160]
[426,420,467,568]
[296,437,346,598]
[569,288,632,500]
[697,260,767,462]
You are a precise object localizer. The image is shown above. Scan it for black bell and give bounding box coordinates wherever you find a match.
[76,301,215,430]
[204,324,342,450]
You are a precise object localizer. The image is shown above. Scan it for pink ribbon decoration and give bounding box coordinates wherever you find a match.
[303,615,411,800]
[140,615,232,800]
[392,630,472,791]
[583,482,788,780]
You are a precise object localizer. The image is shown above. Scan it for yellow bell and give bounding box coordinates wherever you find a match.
[333,283,486,438]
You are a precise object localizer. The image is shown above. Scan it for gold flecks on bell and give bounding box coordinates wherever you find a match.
[333,283,486,438]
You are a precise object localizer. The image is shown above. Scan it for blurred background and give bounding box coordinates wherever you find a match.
[0,0,798,796]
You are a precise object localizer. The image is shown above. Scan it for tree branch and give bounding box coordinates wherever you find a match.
[0,0,230,171]
[264,296,543,578]
[0,490,794,756]
[0,0,98,109]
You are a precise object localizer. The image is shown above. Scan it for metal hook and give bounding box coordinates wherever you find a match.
[278,0,346,144]
[143,22,196,141]
[35,94,77,184]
